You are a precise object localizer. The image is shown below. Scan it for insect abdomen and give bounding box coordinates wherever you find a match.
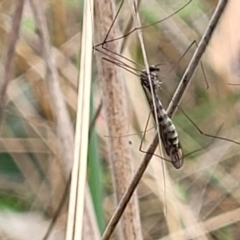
[156,98,183,169]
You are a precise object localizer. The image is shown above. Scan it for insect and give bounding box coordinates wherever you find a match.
[94,2,239,238]
[95,1,240,240]
[140,65,183,169]
[95,0,240,167]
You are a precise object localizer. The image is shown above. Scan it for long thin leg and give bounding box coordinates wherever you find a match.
[94,0,193,70]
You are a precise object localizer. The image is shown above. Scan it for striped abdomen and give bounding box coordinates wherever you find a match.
[140,66,183,169]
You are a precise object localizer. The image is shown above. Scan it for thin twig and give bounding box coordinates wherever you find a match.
[167,0,228,117]
[101,0,228,239]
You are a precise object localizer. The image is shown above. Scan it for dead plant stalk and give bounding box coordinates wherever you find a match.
[29,0,74,177]
[0,0,24,123]
[29,0,101,239]
[94,0,142,239]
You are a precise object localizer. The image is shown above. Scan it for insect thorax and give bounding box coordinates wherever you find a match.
[140,65,161,90]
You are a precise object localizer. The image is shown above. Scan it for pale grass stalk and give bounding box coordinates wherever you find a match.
[83,187,101,239]
[161,206,240,240]
[101,0,229,238]
[144,142,231,239]
[0,127,60,216]
[4,76,66,214]
[10,30,98,238]
[10,152,50,209]
[120,0,141,53]
[94,0,143,239]
[48,0,67,47]
[66,0,95,239]
[126,0,163,162]
[0,0,24,122]
[149,159,209,240]
[0,138,56,153]
[15,40,78,112]
[29,0,98,238]
[6,77,67,212]
[7,78,58,156]
[29,0,74,177]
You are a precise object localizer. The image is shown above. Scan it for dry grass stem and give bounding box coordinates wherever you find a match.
[120,0,141,52]
[161,206,240,240]
[29,0,74,177]
[29,0,98,238]
[83,187,101,239]
[126,0,163,156]
[168,0,229,117]
[0,0,24,122]
[66,0,95,239]
[95,0,142,239]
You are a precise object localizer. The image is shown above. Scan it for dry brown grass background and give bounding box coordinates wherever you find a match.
[0,0,240,239]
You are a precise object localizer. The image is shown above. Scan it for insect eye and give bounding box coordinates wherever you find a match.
[149,66,160,72]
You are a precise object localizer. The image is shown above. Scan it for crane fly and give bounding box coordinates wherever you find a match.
[140,66,183,168]
[95,0,240,167]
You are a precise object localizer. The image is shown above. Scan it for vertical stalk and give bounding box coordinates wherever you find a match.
[94,0,143,239]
